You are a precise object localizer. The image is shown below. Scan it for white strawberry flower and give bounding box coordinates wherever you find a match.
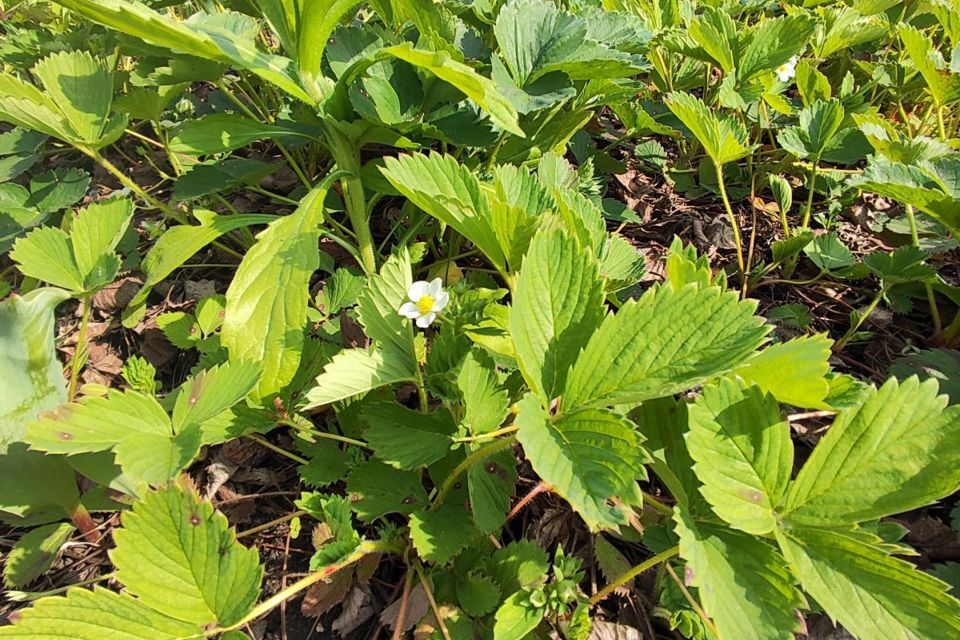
[398,278,449,328]
[776,56,799,83]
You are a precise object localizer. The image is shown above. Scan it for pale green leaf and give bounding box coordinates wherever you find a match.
[0,288,69,450]
[777,527,960,640]
[380,152,504,269]
[0,75,69,140]
[32,51,114,145]
[69,198,133,291]
[737,15,817,83]
[25,391,200,487]
[900,23,960,107]
[111,485,262,627]
[171,361,261,431]
[123,212,275,327]
[457,348,510,436]
[356,247,417,370]
[784,376,960,526]
[0,587,199,639]
[733,334,832,409]
[515,394,645,531]
[674,509,804,640]
[10,227,84,291]
[511,228,604,402]
[687,378,792,535]
[493,591,544,640]
[665,92,750,166]
[222,185,327,401]
[304,346,415,408]
[563,284,769,409]
[169,114,315,155]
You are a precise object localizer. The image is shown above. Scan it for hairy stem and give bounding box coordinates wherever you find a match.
[589,545,680,605]
[430,436,517,510]
[67,295,92,402]
[905,205,942,338]
[714,162,745,275]
[834,286,887,352]
[800,160,818,229]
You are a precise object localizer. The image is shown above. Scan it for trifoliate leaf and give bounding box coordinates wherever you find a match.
[563,284,769,409]
[3,522,74,588]
[665,92,750,166]
[777,99,847,160]
[26,390,201,486]
[409,504,476,565]
[864,246,936,284]
[802,231,857,273]
[295,438,349,488]
[493,591,544,640]
[362,402,454,470]
[777,526,960,640]
[111,484,262,627]
[674,509,804,640]
[346,460,427,521]
[784,376,960,526]
[515,394,646,530]
[511,227,604,403]
[489,540,550,594]
[0,287,69,450]
[31,50,117,145]
[687,378,792,535]
[156,311,200,349]
[733,334,833,409]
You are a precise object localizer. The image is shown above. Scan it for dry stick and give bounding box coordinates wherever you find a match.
[391,569,415,640]
[236,510,307,540]
[415,564,453,640]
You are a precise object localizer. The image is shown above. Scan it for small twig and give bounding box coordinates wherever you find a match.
[391,570,415,640]
[236,510,307,539]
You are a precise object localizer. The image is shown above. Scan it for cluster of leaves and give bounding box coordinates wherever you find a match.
[2,0,960,639]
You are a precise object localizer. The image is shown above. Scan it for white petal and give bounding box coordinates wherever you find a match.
[427,278,444,297]
[415,312,436,328]
[408,280,430,301]
[432,290,450,311]
[398,302,420,318]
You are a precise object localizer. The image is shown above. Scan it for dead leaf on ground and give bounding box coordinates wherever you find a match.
[301,568,353,618]
[381,582,429,632]
[588,621,644,640]
[331,583,374,637]
[92,277,142,313]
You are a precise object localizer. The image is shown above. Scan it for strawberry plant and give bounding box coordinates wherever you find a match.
[2,0,960,638]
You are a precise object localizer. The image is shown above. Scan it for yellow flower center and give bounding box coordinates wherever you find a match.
[416,295,435,315]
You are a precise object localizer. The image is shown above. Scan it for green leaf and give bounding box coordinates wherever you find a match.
[733,334,833,409]
[304,347,416,407]
[171,361,261,431]
[111,484,261,627]
[0,74,70,141]
[665,92,750,166]
[26,390,200,487]
[172,158,277,201]
[0,288,70,450]
[493,591,544,640]
[899,23,960,107]
[737,15,817,83]
[0,445,80,526]
[346,460,427,521]
[802,231,857,273]
[28,168,90,214]
[356,248,417,370]
[687,378,792,535]
[11,198,132,293]
[468,447,517,534]
[31,50,116,145]
[409,504,476,564]
[222,184,328,401]
[515,394,646,530]
[382,43,523,138]
[511,228,604,402]
[0,587,199,639]
[864,245,936,284]
[563,284,769,409]
[674,509,804,640]
[890,348,960,404]
[457,571,501,617]
[795,61,831,106]
[634,397,705,514]
[169,114,315,155]
[776,99,846,161]
[54,0,314,104]
[123,211,275,327]
[784,376,960,526]
[362,402,454,470]
[488,540,549,593]
[457,348,510,436]
[3,522,75,588]
[381,152,504,269]
[776,527,960,640]
[296,0,362,85]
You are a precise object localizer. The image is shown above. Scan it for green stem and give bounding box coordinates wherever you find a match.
[245,434,309,465]
[589,545,680,606]
[905,204,942,338]
[80,147,185,223]
[714,162,745,274]
[236,509,307,539]
[214,540,401,634]
[67,295,92,402]
[8,572,116,602]
[430,436,517,510]
[642,492,674,516]
[938,105,948,140]
[280,417,370,449]
[453,424,518,443]
[834,286,887,352]
[800,160,818,229]
[322,121,377,274]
